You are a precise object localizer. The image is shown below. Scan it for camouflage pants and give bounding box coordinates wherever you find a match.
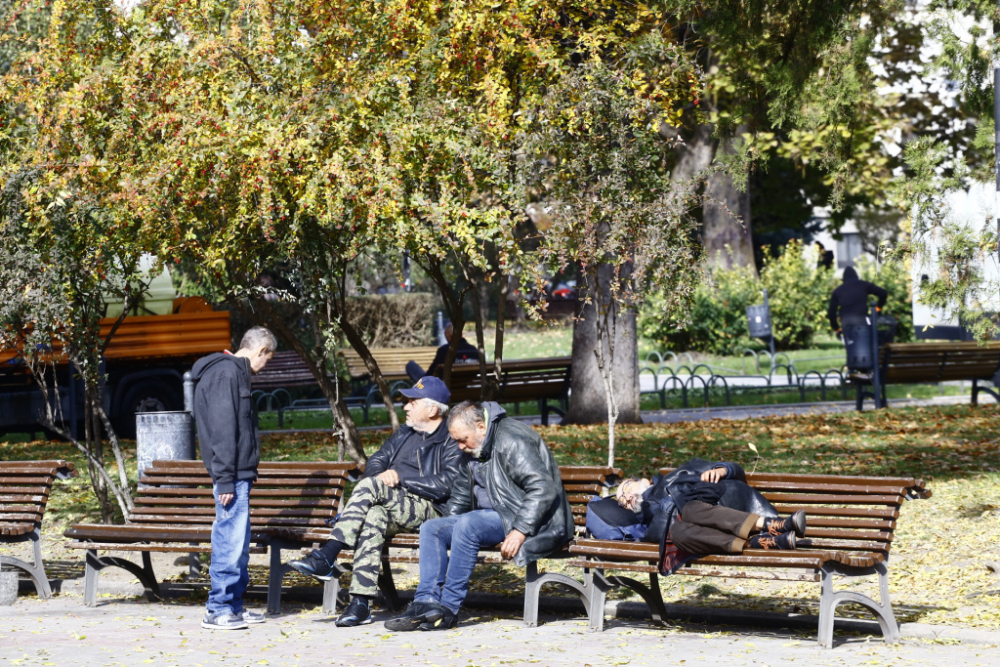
[330,476,440,597]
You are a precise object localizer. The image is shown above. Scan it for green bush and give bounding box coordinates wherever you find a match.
[759,240,837,350]
[639,266,758,355]
[641,241,915,354]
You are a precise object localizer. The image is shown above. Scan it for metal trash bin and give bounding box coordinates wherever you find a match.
[844,314,898,372]
[136,411,195,486]
[843,325,874,371]
[746,304,772,339]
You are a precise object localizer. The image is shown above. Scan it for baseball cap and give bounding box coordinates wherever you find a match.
[399,376,451,404]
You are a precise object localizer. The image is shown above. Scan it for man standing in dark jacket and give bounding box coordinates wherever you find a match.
[385,400,573,632]
[192,326,277,631]
[828,266,888,333]
[288,376,462,627]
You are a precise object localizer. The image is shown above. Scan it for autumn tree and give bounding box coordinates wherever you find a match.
[523,54,702,462]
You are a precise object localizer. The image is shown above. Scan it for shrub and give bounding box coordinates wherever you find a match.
[639,266,758,355]
[759,240,837,349]
[642,240,916,354]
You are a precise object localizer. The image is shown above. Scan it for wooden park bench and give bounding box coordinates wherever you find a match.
[444,357,572,426]
[852,341,1000,410]
[564,470,931,648]
[251,351,334,391]
[64,460,359,613]
[1,460,77,598]
[339,346,438,384]
[293,465,621,618]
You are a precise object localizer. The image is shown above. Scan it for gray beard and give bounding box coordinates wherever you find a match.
[468,444,484,459]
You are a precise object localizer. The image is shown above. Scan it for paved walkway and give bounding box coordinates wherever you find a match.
[1,596,996,667]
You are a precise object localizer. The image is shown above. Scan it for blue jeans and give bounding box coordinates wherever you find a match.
[414,510,506,614]
[207,480,253,616]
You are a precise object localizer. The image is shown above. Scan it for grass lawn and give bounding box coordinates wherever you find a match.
[3,404,999,629]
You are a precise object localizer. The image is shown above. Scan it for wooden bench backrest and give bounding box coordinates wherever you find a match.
[659,468,929,559]
[447,357,572,403]
[561,465,622,532]
[128,460,359,538]
[882,342,1000,383]
[338,347,439,381]
[0,460,76,537]
[251,351,333,390]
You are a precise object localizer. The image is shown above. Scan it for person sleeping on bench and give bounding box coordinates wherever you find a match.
[586,459,806,563]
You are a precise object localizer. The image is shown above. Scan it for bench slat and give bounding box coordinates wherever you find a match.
[134,498,335,508]
[0,494,48,503]
[760,492,904,505]
[0,476,54,485]
[65,542,268,554]
[137,487,344,498]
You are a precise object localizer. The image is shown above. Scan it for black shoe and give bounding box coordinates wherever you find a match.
[747,531,796,550]
[384,601,444,632]
[335,596,372,627]
[763,510,807,538]
[419,608,457,631]
[288,550,336,581]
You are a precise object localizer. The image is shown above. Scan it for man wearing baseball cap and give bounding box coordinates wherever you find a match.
[287,376,462,627]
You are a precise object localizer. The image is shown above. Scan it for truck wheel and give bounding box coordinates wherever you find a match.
[117,381,182,439]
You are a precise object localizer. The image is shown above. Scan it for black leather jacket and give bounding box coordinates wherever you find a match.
[364,421,462,514]
[643,458,778,546]
[447,402,574,567]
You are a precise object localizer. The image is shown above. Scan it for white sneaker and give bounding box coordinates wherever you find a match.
[201,612,249,630]
[241,609,266,624]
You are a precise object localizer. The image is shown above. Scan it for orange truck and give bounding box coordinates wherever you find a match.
[0,298,231,438]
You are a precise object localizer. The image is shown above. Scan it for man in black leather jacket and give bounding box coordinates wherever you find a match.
[385,400,573,632]
[287,377,462,627]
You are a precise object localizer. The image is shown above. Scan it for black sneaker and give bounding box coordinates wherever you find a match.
[384,601,444,632]
[288,550,336,581]
[419,608,458,631]
[763,510,807,538]
[335,596,372,627]
[747,531,796,550]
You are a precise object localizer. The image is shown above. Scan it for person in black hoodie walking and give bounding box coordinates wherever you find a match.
[287,376,463,627]
[191,326,277,631]
[828,266,888,334]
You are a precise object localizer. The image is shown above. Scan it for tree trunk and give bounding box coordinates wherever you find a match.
[564,265,641,425]
[703,134,755,271]
[668,111,756,272]
[469,277,495,400]
[336,314,401,432]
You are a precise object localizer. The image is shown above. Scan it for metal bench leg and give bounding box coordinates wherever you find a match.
[0,529,53,599]
[268,544,291,615]
[522,561,593,628]
[604,571,667,625]
[818,562,898,649]
[83,549,161,606]
[322,577,340,614]
[587,569,612,631]
[84,550,101,607]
